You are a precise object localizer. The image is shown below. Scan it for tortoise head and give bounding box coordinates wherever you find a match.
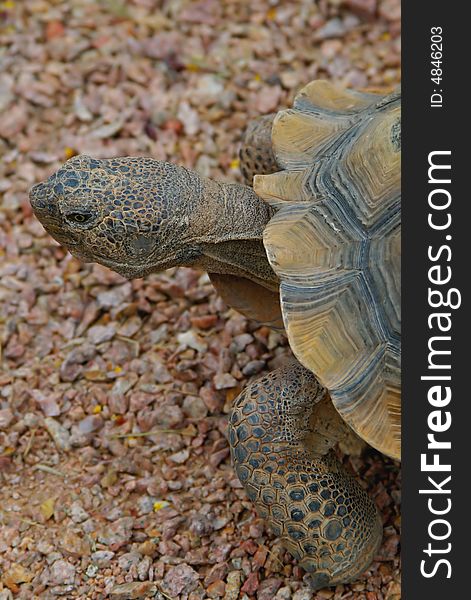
[29,155,204,278]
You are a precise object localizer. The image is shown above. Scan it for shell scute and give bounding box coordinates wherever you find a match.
[258,82,401,459]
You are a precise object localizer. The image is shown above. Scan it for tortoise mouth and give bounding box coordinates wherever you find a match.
[66,245,94,264]
[88,252,184,280]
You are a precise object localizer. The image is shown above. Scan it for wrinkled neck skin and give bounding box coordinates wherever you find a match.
[183,172,279,291]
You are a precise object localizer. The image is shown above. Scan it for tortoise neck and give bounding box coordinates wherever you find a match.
[189,176,279,289]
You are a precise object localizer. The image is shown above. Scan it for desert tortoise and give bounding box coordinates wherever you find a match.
[30,80,401,587]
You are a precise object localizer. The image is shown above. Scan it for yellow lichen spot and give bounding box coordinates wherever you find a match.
[0,1,15,10]
[267,7,277,20]
[382,32,391,41]
[254,73,262,82]
[186,63,201,73]
[153,500,170,512]
[2,446,15,456]
[229,158,240,170]
[92,405,102,414]
[40,497,55,521]
[100,468,117,488]
[114,366,123,374]
[64,147,77,159]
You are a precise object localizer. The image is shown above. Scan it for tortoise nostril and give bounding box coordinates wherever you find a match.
[29,181,62,221]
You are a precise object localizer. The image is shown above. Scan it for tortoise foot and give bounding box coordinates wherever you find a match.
[228,362,383,587]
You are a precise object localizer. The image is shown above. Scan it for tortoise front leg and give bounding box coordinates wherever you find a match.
[228,362,382,589]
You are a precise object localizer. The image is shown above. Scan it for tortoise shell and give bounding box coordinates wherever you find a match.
[255,81,401,460]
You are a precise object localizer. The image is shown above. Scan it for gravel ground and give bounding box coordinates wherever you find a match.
[0,1,401,599]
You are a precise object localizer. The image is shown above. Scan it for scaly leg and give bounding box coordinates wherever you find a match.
[239,114,278,185]
[228,361,382,589]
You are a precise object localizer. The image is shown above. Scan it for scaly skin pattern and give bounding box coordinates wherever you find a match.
[239,113,278,185]
[229,363,383,588]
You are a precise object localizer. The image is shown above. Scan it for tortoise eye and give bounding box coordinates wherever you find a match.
[66,211,93,224]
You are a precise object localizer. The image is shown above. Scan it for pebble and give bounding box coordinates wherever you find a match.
[209,447,230,468]
[59,530,89,558]
[213,516,230,530]
[44,417,71,451]
[257,577,283,600]
[30,390,61,417]
[137,556,152,580]
[91,550,116,567]
[183,395,208,418]
[178,330,208,352]
[46,552,63,565]
[200,386,223,412]
[254,85,282,113]
[320,39,343,60]
[275,587,292,600]
[242,360,265,376]
[223,571,242,600]
[377,533,400,561]
[169,448,190,464]
[63,344,96,366]
[0,104,27,138]
[129,392,155,412]
[190,314,218,329]
[97,283,132,308]
[178,101,200,136]
[112,373,138,397]
[189,513,214,536]
[204,563,229,586]
[316,590,334,599]
[86,564,99,577]
[98,517,135,547]
[379,0,401,20]
[345,0,377,16]
[196,74,225,99]
[207,579,226,598]
[231,333,254,352]
[292,588,314,600]
[162,564,200,596]
[76,414,103,434]
[49,560,76,585]
[214,373,237,390]
[0,408,14,429]
[314,18,346,40]
[109,582,157,599]
[0,73,13,112]
[69,501,90,523]
[280,71,301,89]
[37,541,54,555]
[137,495,155,515]
[60,344,96,382]
[87,324,117,345]
[118,551,141,570]
[138,540,157,557]
[241,571,259,595]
